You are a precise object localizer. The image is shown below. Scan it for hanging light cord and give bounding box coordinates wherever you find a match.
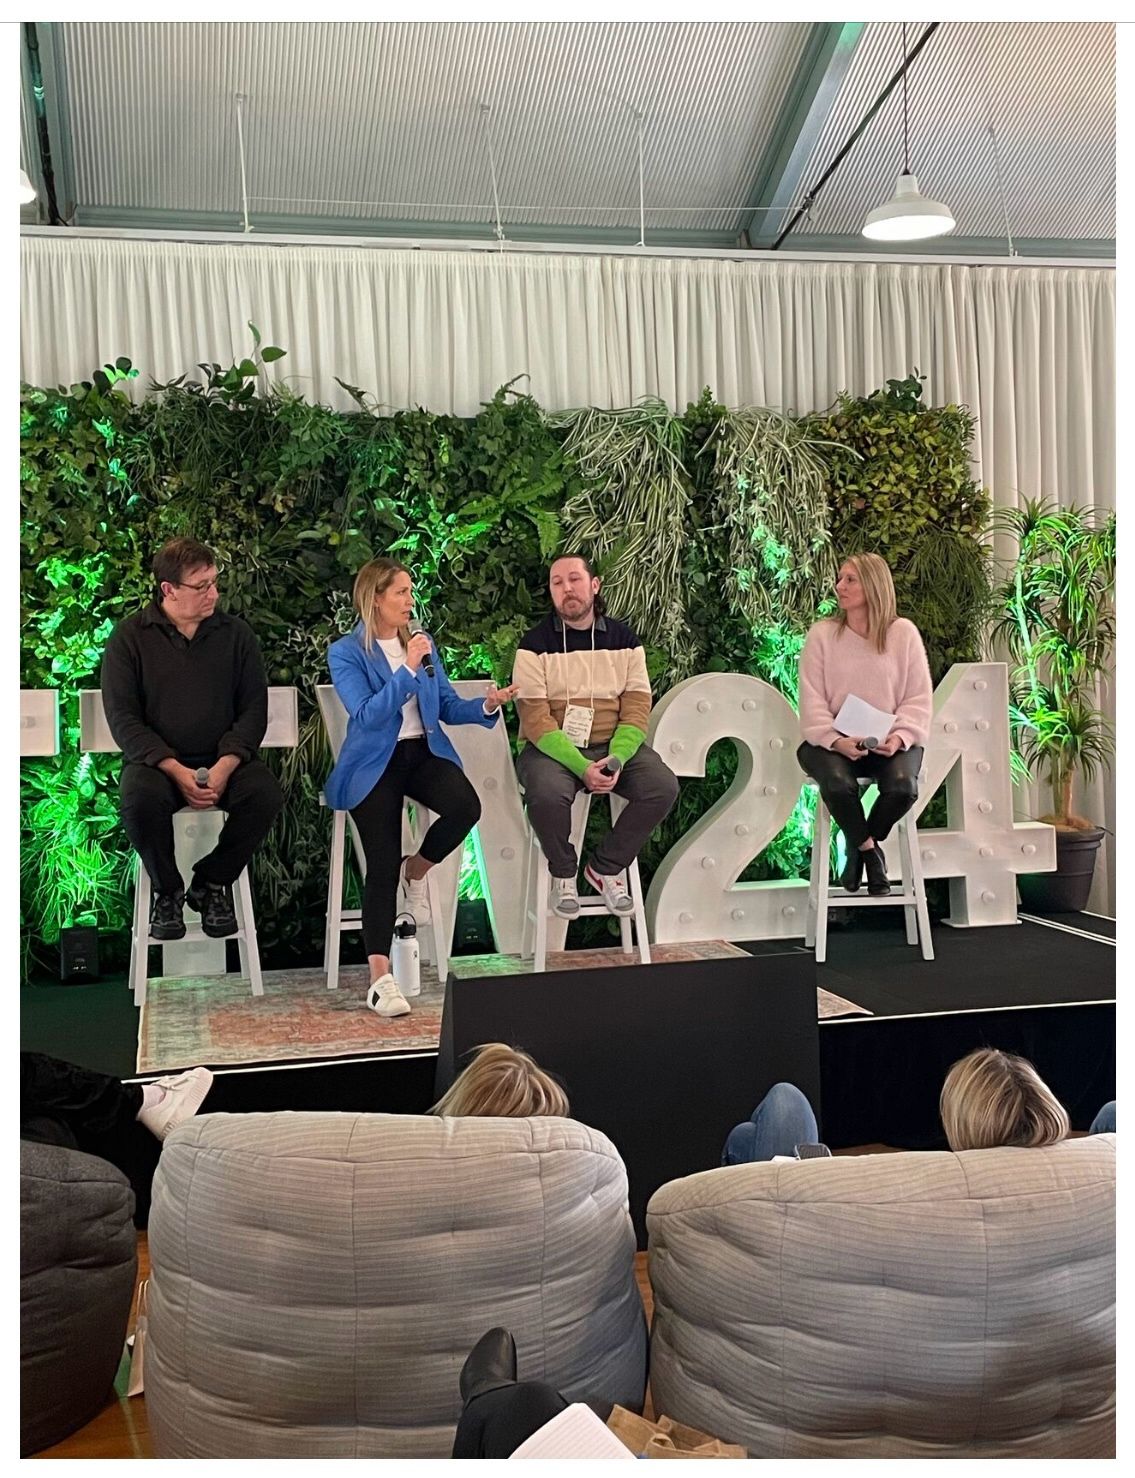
[772,20,939,250]
[901,23,911,175]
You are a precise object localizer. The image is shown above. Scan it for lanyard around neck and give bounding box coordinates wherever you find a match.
[563,618,596,712]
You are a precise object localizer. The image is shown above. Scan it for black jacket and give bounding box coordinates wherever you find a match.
[100,603,268,767]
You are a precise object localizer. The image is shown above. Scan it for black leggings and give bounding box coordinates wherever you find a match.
[349,739,481,958]
[797,742,924,850]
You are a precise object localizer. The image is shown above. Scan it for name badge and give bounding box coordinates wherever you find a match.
[562,704,594,746]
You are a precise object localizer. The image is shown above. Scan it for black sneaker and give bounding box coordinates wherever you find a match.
[149,891,186,941]
[863,844,891,896]
[185,877,238,938]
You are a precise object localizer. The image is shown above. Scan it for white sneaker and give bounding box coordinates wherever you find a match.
[137,1067,214,1141]
[551,876,581,918]
[584,863,636,916]
[401,860,432,924]
[367,973,411,1018]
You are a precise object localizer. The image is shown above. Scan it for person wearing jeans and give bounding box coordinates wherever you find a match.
[721,1083,821,1165]
[1089,1101,1116,1134]
[797,552,933,897]
[326,557,517,1019]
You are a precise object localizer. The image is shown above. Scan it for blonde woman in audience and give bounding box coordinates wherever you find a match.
[722,1048,1112,1165]
[939,1047,1071,1151]
[430,1042,570,1119]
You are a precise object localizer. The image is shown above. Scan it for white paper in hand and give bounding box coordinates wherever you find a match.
[834,694,896,741]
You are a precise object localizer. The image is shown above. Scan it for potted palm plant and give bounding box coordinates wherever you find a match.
[992,498,1115,912]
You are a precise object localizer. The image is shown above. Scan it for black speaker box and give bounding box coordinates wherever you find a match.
[59,925,101,983]
[436,949,820,1245]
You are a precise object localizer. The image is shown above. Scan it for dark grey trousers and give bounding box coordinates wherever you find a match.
[516,743,679,878]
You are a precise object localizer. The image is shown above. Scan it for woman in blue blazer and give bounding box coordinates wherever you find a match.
[327,558,517,1018]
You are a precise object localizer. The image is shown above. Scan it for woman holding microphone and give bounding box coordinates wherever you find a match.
[797,552,932,896]
[326,558,517,1018]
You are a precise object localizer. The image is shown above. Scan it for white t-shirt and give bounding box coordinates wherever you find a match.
[379,637,425,739]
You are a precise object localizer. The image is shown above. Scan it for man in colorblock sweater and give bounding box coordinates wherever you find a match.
[512,555,679,919]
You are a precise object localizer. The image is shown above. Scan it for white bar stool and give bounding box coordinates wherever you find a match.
[521,791,651,972]
[316,685,448,991]
[805,777,933,964]
[79,687,298,1008]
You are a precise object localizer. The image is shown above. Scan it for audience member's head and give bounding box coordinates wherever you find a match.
[940,1048,1069,1151]
[430,1043,570,1118]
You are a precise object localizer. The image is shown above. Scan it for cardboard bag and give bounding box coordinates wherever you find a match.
[126,1278,148,1398]
[607,1406,746,1459]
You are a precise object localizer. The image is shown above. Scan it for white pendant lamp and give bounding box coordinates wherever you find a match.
[19,168,38,205]
[862,24,954,242]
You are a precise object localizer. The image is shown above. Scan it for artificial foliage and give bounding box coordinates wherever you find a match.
[808,372,993,681]
[991,498,1116,827]
[20,342,993,975]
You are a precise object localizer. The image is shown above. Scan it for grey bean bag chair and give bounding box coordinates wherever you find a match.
[147,1112,647,1458]
[21,1139,138,1455]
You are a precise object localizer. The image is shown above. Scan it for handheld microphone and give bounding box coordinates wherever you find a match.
[194,767,211,788]
[856,736,879,753]
[601,755,622,776]
[406,619,435,678]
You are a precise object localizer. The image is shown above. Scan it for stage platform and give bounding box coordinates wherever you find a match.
[21,912,1114,1160]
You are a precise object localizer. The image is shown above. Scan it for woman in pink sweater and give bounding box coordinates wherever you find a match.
[797,553,933,895]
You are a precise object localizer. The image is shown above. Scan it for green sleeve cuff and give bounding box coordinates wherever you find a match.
[534,730,592,778]
[608,723,646,765]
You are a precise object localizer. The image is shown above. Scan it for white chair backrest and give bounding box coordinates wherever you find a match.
[264,687,299,748]
[316,684,349,760]
[21,689,60,758]
[79,688,299,754]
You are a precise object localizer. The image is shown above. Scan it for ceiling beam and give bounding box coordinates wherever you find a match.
[69,205,748,250]
[741,21,865,249]
[21,22,78,224]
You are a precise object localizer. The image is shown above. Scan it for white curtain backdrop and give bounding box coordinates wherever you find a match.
[20,236,1115,910]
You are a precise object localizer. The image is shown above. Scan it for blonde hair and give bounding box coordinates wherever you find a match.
[837,552,898,653]
[352,557,412,652]
[940,1048,1070,1152]
[430,1043,570,1118]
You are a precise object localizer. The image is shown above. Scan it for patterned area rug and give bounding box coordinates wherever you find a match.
[137,942,869,1074]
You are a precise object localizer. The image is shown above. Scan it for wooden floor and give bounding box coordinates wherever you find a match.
[34,1145,892,1459]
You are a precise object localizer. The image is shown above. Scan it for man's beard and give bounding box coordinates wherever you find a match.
[557,596,594,622]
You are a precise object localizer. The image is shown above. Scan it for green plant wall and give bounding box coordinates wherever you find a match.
[20,345,990,977]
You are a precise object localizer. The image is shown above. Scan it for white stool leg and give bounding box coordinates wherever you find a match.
[618,884,634,956]
[814,802,831,965]
[898,819,919,946]
[233,870,263,996]
[131,861,150,1008]
[805,811,821,950]
[326,809,346,990]
[534,850,549,974]
[426,867,449,983]
[521,831,535,961]
[628,858,652,964]
[906,817,935,961]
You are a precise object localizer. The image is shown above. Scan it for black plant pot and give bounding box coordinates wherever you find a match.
[1017,826,1106,914]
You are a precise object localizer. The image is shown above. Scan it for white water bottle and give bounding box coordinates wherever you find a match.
[391,913,420,997]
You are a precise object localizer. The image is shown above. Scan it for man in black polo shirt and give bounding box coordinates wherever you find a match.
[101,538,284,940]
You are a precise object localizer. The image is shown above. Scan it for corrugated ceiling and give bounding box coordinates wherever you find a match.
[791,20,1115,246]
[22,20,1115,254]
